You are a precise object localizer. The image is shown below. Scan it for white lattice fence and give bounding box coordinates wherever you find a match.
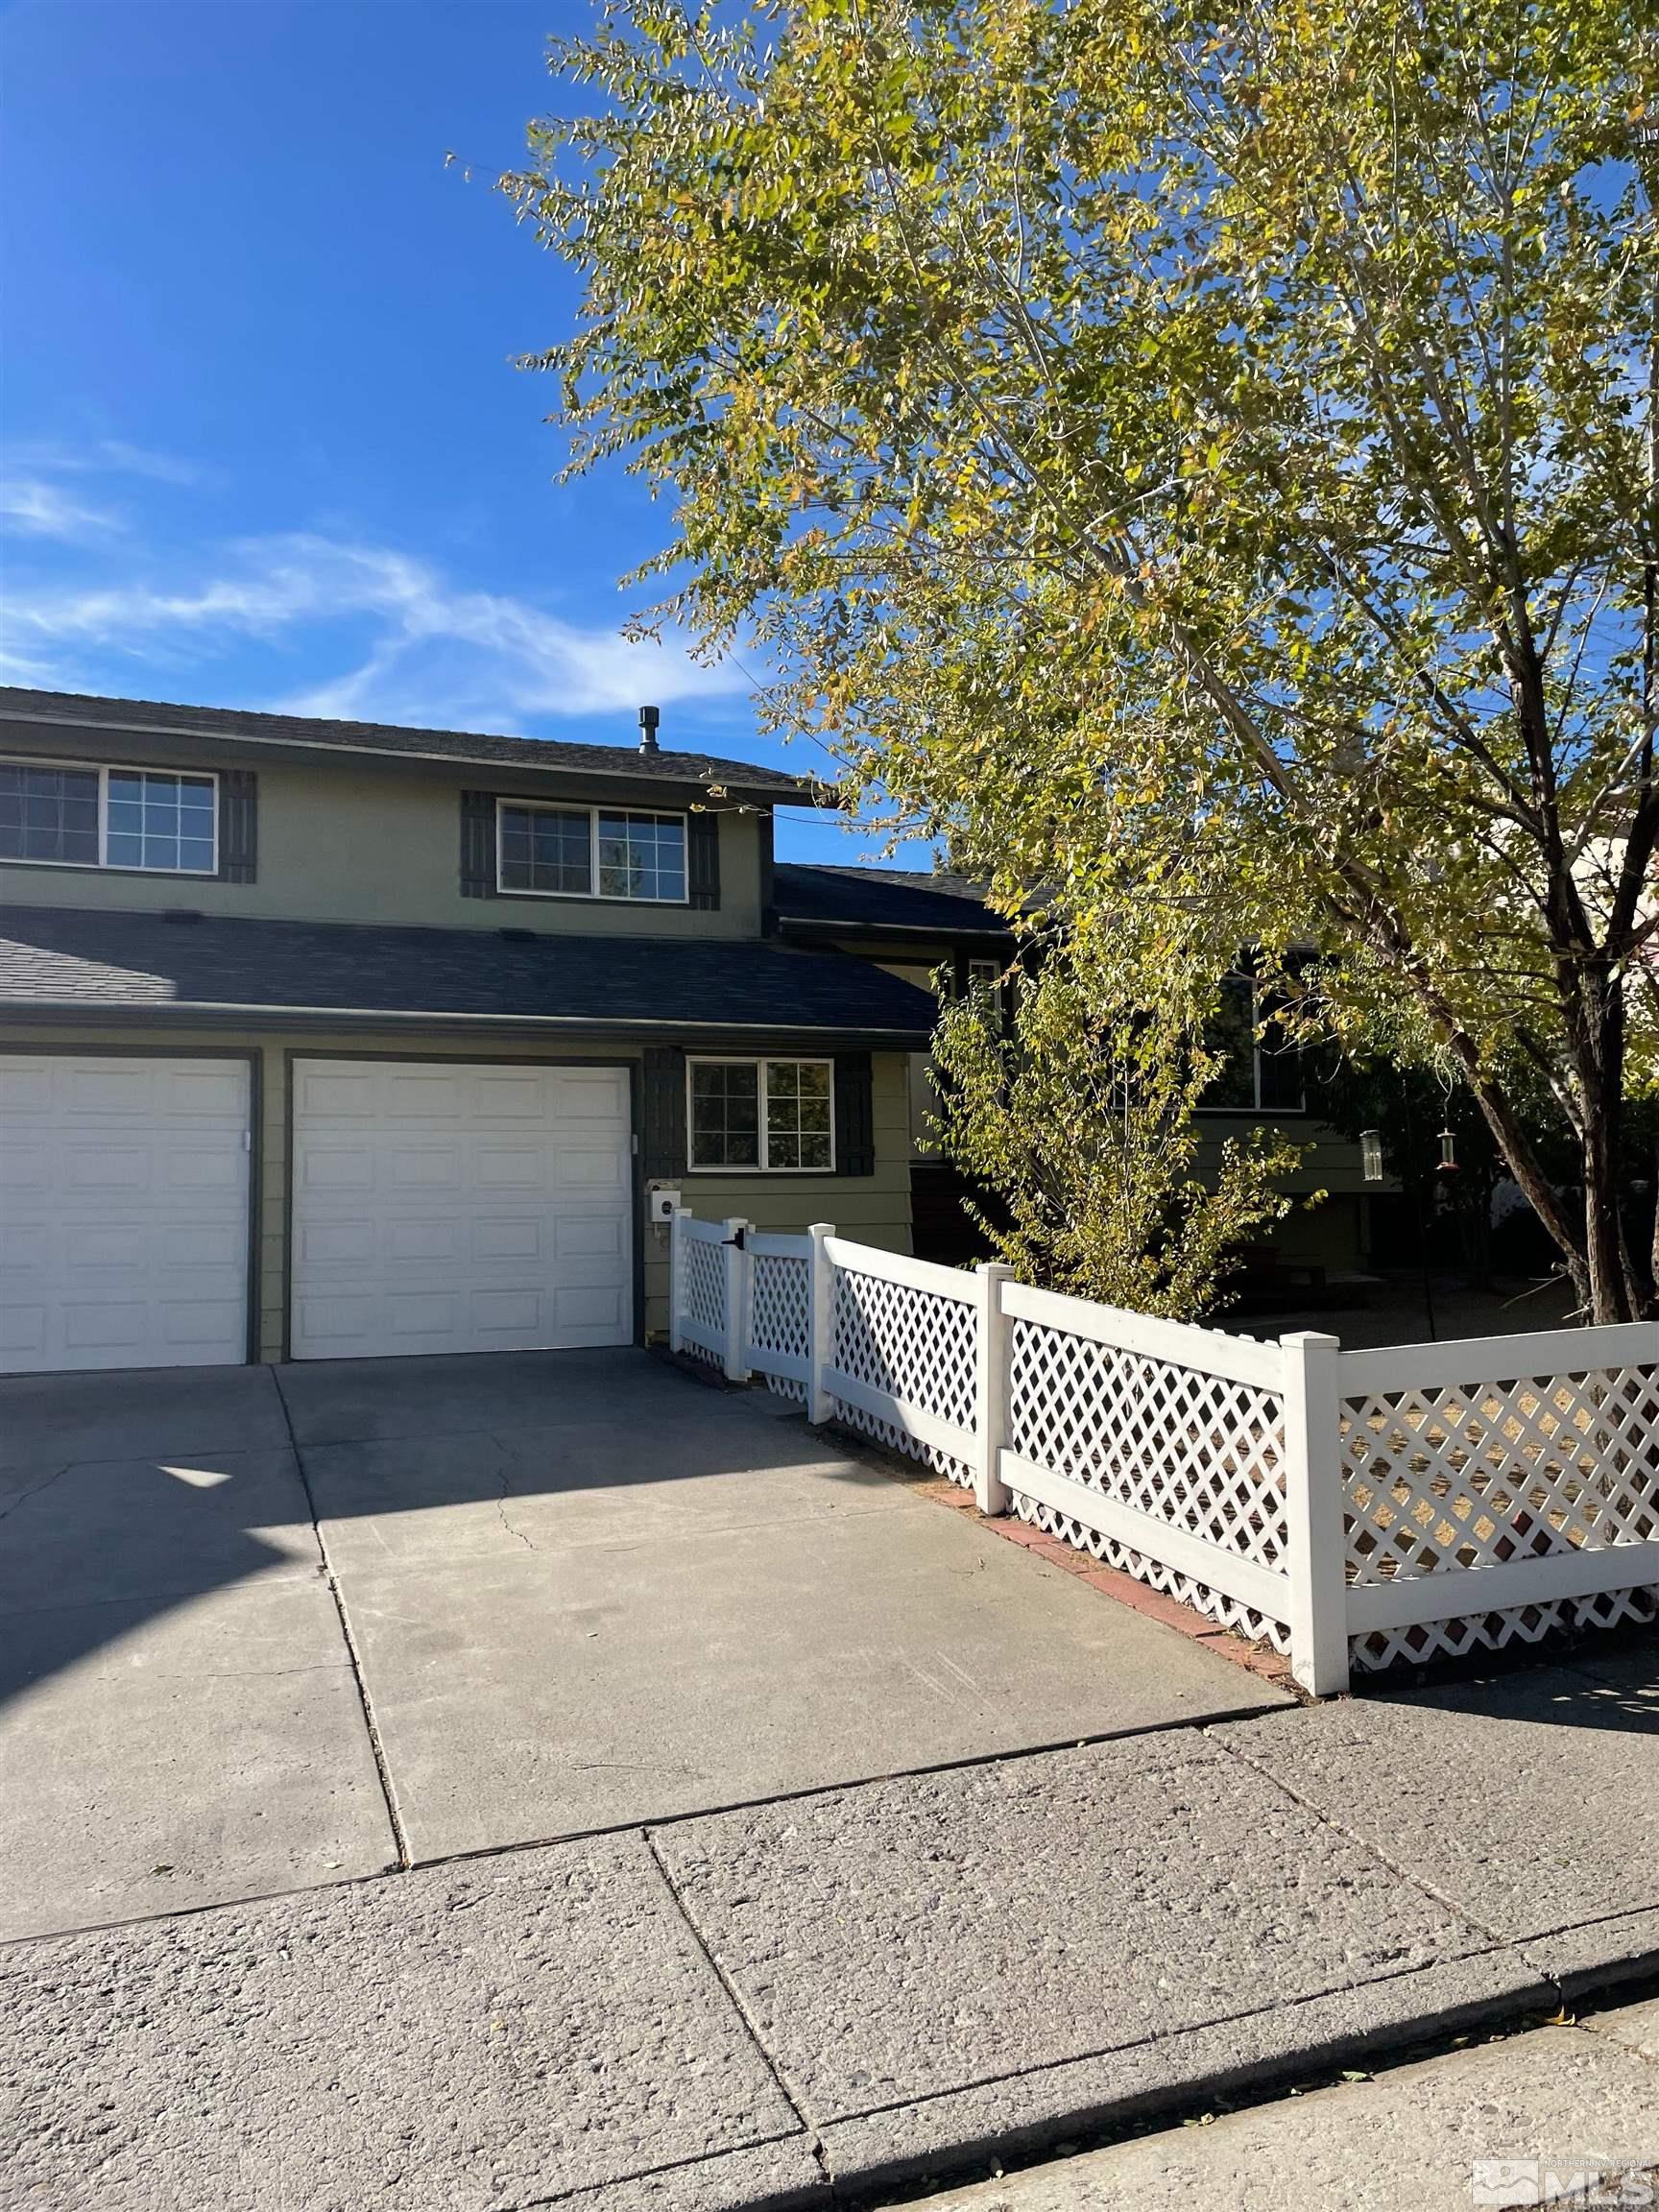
[823,1240,977,1485]
[746,1238,812,1405]
[1000,1282,1296,1651]
[674,1215,729,1372]
[1339,1326,1659,1672]
[667,1210,1658,1696]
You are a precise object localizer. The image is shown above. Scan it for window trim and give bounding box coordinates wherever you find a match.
[0,756,220,878]
[494,797,690,905]
[685,1055,837,1175]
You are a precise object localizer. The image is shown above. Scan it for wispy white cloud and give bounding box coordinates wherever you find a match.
[0,531,746,727]
[0,478,124,542]
[8,438,201,488]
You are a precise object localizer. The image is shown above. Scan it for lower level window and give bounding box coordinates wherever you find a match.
[689,1058,833,1171]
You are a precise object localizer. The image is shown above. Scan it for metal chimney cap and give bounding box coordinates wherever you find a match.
[637,704,661,752]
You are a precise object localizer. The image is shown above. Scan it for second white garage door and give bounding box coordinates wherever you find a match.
[289,1059,634,1360]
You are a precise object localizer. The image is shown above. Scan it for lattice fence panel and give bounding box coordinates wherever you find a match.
[751,1251,809,1405]
[1005,1317,1294,1646]
[680,1234,726,1372]
[1342,1358,1659,1672]
[830,1265,975,1485]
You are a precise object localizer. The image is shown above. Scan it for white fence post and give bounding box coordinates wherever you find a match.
[722,1217,752,1383]
[806,1222,835,1425]
[1281,1331,1349,1697]
[668,1207,686,1355]
[974,1262,1015,1516]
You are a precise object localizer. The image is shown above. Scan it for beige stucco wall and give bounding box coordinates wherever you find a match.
[0,757,764,938]
[0,1024,913,1361]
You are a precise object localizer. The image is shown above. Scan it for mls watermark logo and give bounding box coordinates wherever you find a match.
[1472,2161,1658,2207]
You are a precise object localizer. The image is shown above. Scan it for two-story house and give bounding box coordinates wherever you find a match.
[0,686,937,1373]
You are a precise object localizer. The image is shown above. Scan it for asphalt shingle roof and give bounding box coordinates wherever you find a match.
[0,906,937,1042]
[0,687,818,805]
[774,861,1009,935]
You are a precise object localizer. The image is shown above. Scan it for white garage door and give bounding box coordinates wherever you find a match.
[289,1059,634,1360]
[0,1054,252,1374]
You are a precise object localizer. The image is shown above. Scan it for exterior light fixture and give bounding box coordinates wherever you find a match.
[1360,1129,1384,1183]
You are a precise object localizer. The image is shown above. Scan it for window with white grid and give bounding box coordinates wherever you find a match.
[497,801,686,902]
[0,758,218,875]
[688,1059,834,1172]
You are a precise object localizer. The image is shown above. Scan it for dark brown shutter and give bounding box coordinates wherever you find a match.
[460,790,498,899]
[217,770,257,883]
[832,1050,874,1175]
[687,810,720,909]
[641,1046,687,1178]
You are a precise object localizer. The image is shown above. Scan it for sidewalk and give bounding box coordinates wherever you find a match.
[4,1640,1654,2212]
[887,1999,1659,2211]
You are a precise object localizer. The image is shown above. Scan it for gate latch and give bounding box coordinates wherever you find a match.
[722,1226,748,1251]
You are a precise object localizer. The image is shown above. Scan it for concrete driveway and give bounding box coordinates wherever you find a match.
[1,1350,1286,1941]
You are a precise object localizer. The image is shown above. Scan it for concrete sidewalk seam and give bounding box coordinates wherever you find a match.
[769,1943,1536,2136]
[271,1365,412,1873]
[1202,1720,1518,1952]
[644,1825,832,2188]
[497,2123,827,2212]
[376,1712,1286,1881]
[0,1716,1275,1954]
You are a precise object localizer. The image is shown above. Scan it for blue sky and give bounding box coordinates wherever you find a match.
[0,0,892,864]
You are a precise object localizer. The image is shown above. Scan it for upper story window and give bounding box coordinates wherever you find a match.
[0,760,218,876]
[497,801,686,902]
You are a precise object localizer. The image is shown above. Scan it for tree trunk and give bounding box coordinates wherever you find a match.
[1568,965,1645,1325]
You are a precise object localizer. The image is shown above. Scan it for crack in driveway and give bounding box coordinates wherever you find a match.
[0,1464,72,1527]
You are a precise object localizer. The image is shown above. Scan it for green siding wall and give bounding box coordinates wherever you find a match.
[0,758,764,938]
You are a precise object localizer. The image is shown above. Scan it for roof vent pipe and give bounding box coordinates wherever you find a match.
[637,704,661,754]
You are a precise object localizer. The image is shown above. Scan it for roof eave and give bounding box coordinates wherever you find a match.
[0,997,932,1050]
[777,915,1013,944]
[0,704,827,809]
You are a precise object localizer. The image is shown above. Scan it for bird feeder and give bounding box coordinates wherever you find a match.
[1360,1129,1384,1183]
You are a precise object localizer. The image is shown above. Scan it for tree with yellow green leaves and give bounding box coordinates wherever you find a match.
[508,0,1659,1320]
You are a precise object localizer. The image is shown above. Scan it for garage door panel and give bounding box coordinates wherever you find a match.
[556,1284,629,1333]
[554,1146,630,1196]
[160,1221,247,1270]
[0,1307,46,1359]
[0,1055,251,1374]
[0,1065,50,1115]
[61,1224,149,1272]
[290,1060,633,1360]
[471,1217,541,1262]
[65,1065,154,1115]
[385,1218,465,1263]
[0,1142,48,1192]
[166,1068,251,1116]
[164,1149,246,1195]
[474,1070,550,1117]
[473,1144,550,1190]
[298,1070,379,1118]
